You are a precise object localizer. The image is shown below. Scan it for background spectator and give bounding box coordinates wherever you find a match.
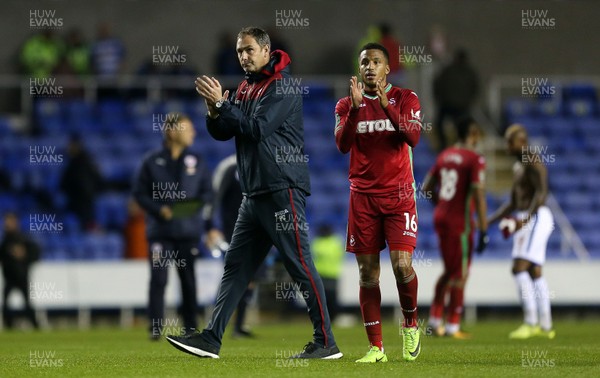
[59,134,104,231]
[1,212,40,329]
[91,22,125,77]
[378,23,405,85]
[64,28,90,76]
[433,48,479,150]
[20,29,64,78]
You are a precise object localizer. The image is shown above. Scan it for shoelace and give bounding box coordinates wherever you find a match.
[405,330,416,349]
[302,342,316,353]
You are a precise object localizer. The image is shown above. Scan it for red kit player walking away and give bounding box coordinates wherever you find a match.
[335,43,422,363]
[423,117,488,339]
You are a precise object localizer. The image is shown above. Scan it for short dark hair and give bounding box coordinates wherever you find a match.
[456,116,477,141]
[237,27,270,48]
[359,42,389,63]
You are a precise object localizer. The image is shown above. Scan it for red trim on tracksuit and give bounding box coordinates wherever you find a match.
[288,188,328,347]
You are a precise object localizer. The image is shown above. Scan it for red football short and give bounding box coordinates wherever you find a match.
[346,190,417,254]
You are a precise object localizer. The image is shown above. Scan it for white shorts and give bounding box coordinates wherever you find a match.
[511,206,554,265]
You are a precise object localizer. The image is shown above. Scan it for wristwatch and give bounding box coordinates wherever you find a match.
[215,98,225,110]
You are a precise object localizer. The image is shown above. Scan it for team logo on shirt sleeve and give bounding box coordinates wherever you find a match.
[410,109,422,123]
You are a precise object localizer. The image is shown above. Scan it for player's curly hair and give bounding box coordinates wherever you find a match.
[237,26,270,48]
[359,42,389,63]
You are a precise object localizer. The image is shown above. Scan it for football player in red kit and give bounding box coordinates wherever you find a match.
[423,117,488,338]
[335,43,421,363]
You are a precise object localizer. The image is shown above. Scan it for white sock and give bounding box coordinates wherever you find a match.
[514,271,538,326]
[428,316,442,328]
[533,277,553,330]
[445,323,459,335]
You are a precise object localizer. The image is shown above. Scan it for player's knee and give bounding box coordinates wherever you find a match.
[449,276,468,288]
[392,265,411,279]
[358,266,379,287]
[529,265,542,279]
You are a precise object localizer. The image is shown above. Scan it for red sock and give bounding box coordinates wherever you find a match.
[359,286,383,350]
[430,274,449,319]
[397,269,418,328]
[447,286,464,325]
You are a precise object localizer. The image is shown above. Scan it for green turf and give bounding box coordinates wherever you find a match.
[1,320,599,377]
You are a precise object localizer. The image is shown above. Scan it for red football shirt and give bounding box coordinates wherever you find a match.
[428,146,485,233]
[334,84,421,195]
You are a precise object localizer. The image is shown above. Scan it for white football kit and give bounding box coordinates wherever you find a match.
[511,206,554,265]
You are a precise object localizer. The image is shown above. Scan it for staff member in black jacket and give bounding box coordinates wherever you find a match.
[133,113,213,340]
[1,212,40,329]
[167,27,342,359]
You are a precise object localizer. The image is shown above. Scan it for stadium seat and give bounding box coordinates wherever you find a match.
[564,99,597,118]
[504,98,535,120]
[97,100,130,134]
[0,116,14,136]
[562,192,589,212]
[33,99,64,135]
[95,193,129,231]
[562,83,597,103]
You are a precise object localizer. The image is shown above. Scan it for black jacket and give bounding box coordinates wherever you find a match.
[132,147,212,241]
[206,50,310,197]
[0,231,40,282]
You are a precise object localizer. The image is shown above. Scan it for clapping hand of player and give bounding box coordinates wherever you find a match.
[195,75,229,118]
[375,79,388,108]
[350,76,363,109]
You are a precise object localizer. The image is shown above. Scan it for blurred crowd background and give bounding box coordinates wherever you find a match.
[0,0,598,327]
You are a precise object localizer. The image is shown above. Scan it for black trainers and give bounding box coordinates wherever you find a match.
[290,342,343,359]
[166,333,220,359]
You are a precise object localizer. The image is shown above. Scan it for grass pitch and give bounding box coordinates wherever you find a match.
[1,320,599,377]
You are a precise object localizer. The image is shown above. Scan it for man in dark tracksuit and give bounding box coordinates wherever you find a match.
[0,212,40,329]
[167,27,342,359]
[133,114,213,340]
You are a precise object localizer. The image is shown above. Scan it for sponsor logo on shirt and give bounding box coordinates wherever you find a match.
[357,119,395,133]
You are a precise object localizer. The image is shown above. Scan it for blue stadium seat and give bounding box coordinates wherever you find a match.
[536,100,562,118]
[570,211,598,232]
[64,100,96,133]
[504,98,535,120]
[562,83,597,103]
[0,193,19,213]
[0,116,13,136]
[564,99,597,118]
[104,233,125,260]
[95,193,129,230]
[577,119,600,140]
[562,192,589,212]
[549,172,573,192]
[34,99,64,135]
[582,231,600,251]
[97,100,129,134]
[185,99,207,119]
